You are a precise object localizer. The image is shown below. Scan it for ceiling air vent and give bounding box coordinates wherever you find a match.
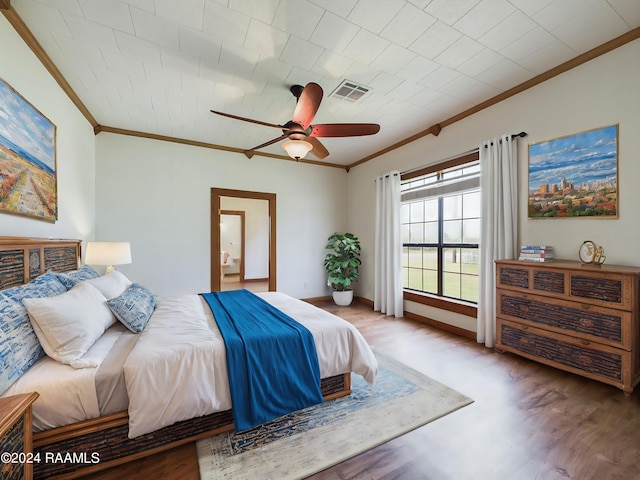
[329,80,371,102]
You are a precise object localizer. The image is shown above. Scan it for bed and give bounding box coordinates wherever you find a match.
[0,237,378,479]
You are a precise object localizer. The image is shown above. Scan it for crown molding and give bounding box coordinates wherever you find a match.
[96,126,347,169]
[2,5,97,126]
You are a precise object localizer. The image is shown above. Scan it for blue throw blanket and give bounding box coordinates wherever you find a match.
[201,290,324,431]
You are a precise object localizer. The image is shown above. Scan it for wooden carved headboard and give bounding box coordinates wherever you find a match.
[0,236,81,290]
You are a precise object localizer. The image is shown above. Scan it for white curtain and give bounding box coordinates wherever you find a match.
[477,135,518,347]
[374,171,403,317]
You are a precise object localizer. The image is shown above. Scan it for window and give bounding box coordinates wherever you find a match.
[401,157,480,304]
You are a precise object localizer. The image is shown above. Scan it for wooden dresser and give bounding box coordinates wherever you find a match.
[495,260,640,395]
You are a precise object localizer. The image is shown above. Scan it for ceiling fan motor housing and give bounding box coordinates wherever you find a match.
[289,84,305,99]
[282,121,310,140]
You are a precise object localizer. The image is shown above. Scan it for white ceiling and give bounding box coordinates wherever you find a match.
[10,0,640,167]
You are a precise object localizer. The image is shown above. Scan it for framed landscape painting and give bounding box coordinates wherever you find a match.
[0,78,57,222]
[528,124,618,219]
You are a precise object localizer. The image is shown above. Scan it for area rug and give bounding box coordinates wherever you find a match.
[196,353,473,479]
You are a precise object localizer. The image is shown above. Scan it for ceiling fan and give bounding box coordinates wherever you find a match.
[210,82,380,161]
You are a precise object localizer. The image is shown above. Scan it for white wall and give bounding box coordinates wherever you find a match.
[95,133,347,298]
[0,16,95,241]
[348,39,640,332]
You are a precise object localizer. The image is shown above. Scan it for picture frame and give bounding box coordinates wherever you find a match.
[528,124,618,219]
[0,78,57,222]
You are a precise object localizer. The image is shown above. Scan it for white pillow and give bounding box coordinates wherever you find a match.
[84,271,132,300]
[23,282,116,367]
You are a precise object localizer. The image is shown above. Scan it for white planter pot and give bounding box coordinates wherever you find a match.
[332,290,354,306]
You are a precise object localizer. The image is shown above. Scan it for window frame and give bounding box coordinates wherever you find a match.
[401,151,480,318]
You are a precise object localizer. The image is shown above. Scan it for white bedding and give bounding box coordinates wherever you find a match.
[3,291,378,439]
[3,324,128,431]
[124,294,232,438]
[125,292,378,438]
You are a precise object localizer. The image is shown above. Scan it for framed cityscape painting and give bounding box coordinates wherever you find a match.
[0,78,57,222]
[528,124,618,219]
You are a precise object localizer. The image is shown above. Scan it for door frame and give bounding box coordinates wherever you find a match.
[211,188,276,292]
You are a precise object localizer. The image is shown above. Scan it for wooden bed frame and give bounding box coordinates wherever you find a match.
[0,236,352,480]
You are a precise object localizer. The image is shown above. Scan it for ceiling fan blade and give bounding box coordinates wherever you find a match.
[310,123,380,138]
[210,110,283,129]
[247,134,288,152]
[291,83,323,129]
[307,137,329,159]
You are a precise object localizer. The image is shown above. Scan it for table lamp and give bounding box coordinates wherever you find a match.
[85,242,132,274]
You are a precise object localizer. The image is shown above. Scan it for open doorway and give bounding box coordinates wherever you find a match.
[211,188,276,292]
[220,209,245,282]
[219,201,268,292]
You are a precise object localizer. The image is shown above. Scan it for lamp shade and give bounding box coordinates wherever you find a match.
[85,242,132,273]
[282,140,312,160]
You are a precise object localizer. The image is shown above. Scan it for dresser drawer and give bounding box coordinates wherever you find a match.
[497,290,632,349]
[568,272,635,310]
[497,319,633,391]
[497,265,532,290]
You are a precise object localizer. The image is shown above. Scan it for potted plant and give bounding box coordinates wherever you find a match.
[324,232,361,306]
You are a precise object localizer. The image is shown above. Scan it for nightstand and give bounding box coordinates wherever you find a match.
[0,392,39,480]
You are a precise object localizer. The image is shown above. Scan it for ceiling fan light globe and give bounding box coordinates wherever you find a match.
[282,140,313,160]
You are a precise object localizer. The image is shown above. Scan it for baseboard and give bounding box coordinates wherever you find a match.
[403,310,476,340]
[303,296,373,306]
[304,295,473,340]
[355,296,373,307]
[303,295,333,304]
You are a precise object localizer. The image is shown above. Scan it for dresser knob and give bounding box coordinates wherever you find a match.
[579,318,594,327]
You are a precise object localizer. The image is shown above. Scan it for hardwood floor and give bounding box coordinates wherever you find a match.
[220,274,269,292]
[81,299,640,480]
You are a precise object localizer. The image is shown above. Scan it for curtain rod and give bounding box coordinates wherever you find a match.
[400,148,477,176]
[400,132,527,176]
[483,131,528,147]
[377,172,400,180]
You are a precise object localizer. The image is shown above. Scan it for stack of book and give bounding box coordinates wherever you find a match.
[519,245,554,262]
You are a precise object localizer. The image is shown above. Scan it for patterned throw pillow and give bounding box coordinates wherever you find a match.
[2,271,67,301]
[107,284,158,333]
[0,296,46,394]
[0,271,67,394]
[54,265,100,289]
